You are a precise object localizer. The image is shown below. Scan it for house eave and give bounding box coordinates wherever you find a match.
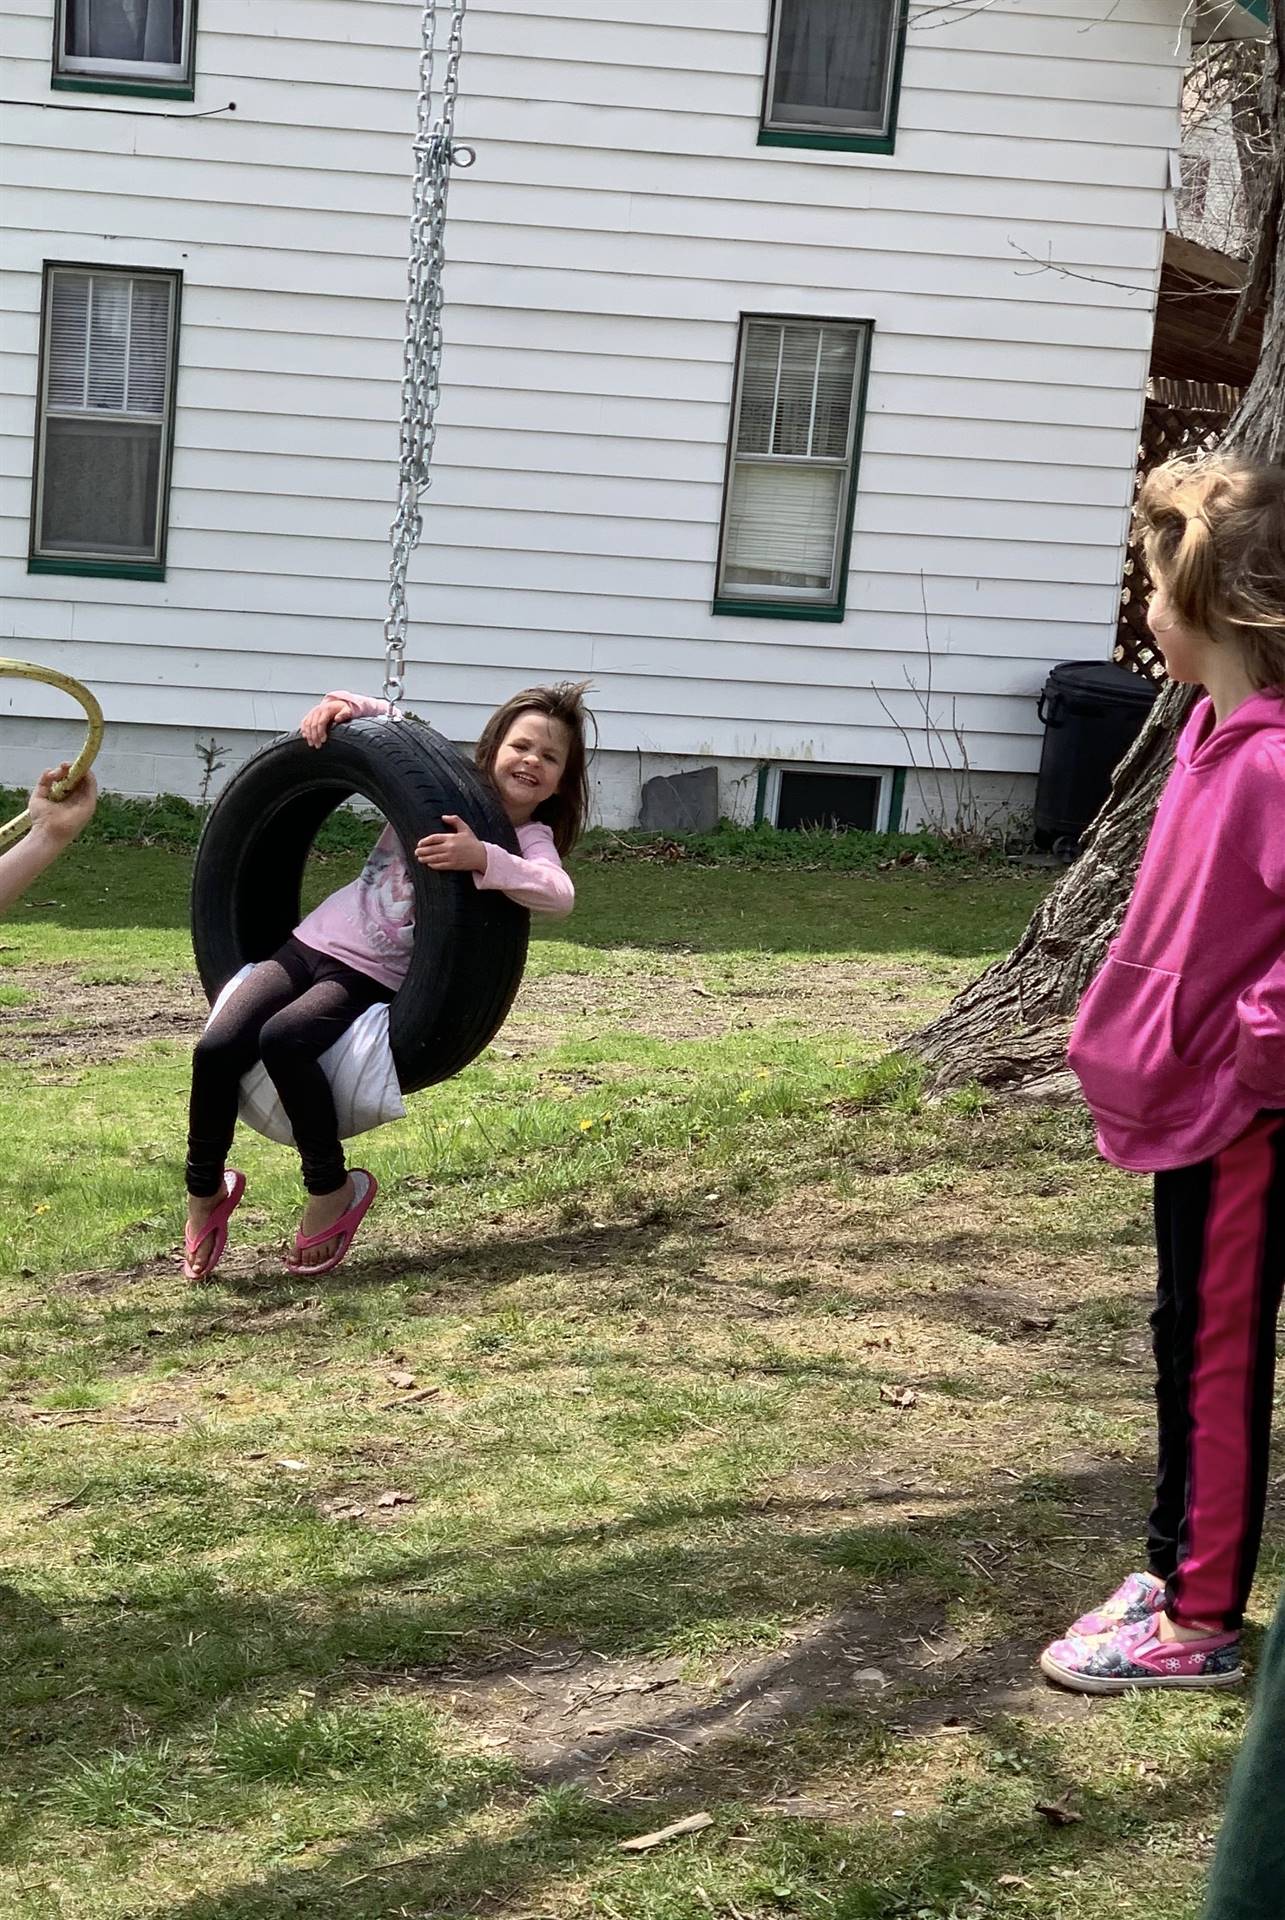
[1193,0,1269,44]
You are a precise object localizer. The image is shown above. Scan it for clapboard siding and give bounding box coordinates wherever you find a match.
[3,98,1175,199]
[0,345,1153,433]
[3,56,1183,157]
[0,440,1138,516]
[0,0,1187,28]
[0,0,1190,785]
[6,131,1170,230]
[0,294,1155,394]
[7,164,1169,271]
[7,573,1125,644]
[0,597,1124,671]
[6,192,1161,298]
[0,469,1129,550]
[1,633,1087,704]
[2,270,1160,370]
[1,12,1185,106]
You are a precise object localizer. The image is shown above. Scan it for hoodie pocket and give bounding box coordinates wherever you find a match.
[1069,957,1206,1128]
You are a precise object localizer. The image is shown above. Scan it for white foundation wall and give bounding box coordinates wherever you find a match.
[1,0,1191,798]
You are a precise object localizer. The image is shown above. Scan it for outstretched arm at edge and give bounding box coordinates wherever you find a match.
[0,766,98,916]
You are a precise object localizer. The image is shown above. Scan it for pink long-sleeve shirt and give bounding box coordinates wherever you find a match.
[292,692,574,990]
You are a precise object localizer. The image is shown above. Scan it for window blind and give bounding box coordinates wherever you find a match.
[47,272,171,418]
[724,463,843,591]
[737,321,857,461]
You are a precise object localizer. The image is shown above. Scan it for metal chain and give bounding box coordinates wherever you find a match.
[383,0,473,706]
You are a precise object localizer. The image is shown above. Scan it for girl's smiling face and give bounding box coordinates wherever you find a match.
[492,710,571,822]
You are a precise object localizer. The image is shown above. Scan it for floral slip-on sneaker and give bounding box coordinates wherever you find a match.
[1066,1571,1165,1640]
[1040,1616,1243,1695]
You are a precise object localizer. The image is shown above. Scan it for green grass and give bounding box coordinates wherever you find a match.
[0,848,1258,1918]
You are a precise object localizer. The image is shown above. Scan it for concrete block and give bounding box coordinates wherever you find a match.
[638,765,719,834]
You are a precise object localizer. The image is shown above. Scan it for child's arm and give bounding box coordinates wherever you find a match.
[1234,747,1285,1094]
[0,765,98,915]
[299,692,393,746]
[415,819,575,918]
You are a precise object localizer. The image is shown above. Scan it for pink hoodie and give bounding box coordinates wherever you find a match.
[1068,689,1285,1172]
[293,692,575,990]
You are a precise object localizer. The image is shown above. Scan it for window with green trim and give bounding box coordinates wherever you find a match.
[761,0,906,148]
[715,315,870,618]
[30,266,181,577]
[53,0,196,93]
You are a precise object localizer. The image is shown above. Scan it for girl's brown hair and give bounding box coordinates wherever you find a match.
[475,681,595,856]
[1137,455,1285,690]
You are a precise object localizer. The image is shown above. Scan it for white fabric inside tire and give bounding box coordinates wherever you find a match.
[206,965,407,1145]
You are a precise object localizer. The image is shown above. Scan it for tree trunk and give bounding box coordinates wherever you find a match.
[913,7,1285,1094]
[914,678,1194,1090]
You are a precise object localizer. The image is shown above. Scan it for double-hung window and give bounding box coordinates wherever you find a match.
[714,316,870,621]
[761,0,908,152]
[53,0,196,96]
[30,266,181,579]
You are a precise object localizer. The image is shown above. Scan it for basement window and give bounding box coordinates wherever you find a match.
[764,765,892,832]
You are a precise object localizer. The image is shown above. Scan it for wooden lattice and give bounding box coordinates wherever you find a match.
[1115,380,1242,680]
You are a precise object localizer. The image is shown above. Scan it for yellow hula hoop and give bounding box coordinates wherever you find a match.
[0,659,105,855]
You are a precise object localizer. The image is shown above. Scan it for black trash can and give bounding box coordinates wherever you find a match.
[1034,661,1159,851]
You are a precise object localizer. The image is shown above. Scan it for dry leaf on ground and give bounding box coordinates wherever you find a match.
[1035,1799,1082,1827]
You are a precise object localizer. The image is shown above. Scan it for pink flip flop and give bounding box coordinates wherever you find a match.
[285,1170,378,1277]
[182,1169,247,1282]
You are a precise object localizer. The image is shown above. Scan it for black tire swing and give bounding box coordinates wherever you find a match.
[191,718,529,1094]
[190,0,526,1099]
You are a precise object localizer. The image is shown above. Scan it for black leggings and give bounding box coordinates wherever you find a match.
[187,936,393,1199]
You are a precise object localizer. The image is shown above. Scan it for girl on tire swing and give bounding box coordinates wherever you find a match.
[181,683,591,1282]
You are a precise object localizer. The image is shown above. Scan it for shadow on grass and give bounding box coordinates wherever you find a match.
[17,1195,1149,1424]
[146,1725,1229,1920]
[1,1455,1235,1920]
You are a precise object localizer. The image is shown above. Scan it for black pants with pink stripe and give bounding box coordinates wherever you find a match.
[1148,1112,1285,1631]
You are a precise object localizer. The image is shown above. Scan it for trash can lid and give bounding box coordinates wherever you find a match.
[1046,660,1159,707]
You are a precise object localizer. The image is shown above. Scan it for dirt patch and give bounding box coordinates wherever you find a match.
[403,1603,1086,1797]
[0,965,203,1066]
[0,955,947,1071]
[506,959,946,1052]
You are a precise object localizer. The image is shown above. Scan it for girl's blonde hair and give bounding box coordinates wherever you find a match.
[1137,455,1285,690]
[475,681,595,856]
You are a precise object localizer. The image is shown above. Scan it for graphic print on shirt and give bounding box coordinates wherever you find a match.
[353,828,415,961]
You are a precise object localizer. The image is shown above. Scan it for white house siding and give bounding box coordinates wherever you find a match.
[0,0,1188,827]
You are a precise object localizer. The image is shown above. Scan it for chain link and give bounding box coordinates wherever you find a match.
[383,0,471,707]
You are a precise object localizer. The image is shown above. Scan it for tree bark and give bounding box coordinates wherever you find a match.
[913,7,1285,1094]
[914,679,1194,1089]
